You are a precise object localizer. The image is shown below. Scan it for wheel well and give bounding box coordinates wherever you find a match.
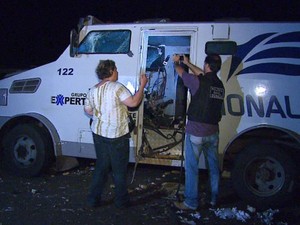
[223,126,300,172]
[0,116,55,161]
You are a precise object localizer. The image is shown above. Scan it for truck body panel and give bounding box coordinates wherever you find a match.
[0,17,299,207]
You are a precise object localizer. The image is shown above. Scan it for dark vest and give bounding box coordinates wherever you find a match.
[187,72,225,125]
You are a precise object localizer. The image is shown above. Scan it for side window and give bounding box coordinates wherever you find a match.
[205,41,237,55]
[78,30,131,54]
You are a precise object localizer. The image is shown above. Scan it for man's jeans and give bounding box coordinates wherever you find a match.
[184,133,220,209]
[87,133,130,208]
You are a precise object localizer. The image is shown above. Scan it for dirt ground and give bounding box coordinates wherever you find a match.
[0,159,299,225]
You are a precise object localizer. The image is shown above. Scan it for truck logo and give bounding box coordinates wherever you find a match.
[53,94,65,105]
[228,31,300,81]
[51,93,86,106]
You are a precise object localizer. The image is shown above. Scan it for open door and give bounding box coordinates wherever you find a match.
[136,29,197,165]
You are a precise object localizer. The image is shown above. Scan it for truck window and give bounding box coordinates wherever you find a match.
[9,78,41,93]
[77,30,131,54]
[205,41,237,55]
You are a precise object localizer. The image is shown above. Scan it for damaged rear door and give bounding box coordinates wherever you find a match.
[136,28,198,166]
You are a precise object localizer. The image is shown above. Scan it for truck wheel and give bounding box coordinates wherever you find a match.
[232,143,296,209]
[2,124,53,177]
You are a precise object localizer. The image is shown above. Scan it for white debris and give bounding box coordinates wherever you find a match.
[213,208,235,219]
[61,208,75,212]
[179,216,196,225]
[235,209,251,222]
[4,207,14,212]
[190,212,201,219]
[257,208,279,225]
[139,184,147,189]
[176,211,201,224]
[31,189,37,194]
[176,210,184,214]
[247,205,256,213]
[213,207,250,222]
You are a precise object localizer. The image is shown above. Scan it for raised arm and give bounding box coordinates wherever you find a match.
[183,55,203,75]
[122,73,148,108]
[173,54,203,76]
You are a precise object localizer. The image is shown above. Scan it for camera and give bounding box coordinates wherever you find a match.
[179,55,184,61]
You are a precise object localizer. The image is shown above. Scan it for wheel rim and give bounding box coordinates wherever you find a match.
[13,136,37,167]
[243,157,285,197]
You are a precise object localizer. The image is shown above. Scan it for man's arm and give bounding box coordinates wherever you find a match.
[183,55,203,75]
[173,54,203,76]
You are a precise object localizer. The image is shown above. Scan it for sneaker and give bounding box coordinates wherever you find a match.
[173,201,195,211]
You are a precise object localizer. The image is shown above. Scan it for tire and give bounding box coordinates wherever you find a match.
[2,124,53,177]
[232,143,296,209]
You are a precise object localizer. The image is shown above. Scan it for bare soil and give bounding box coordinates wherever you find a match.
[0,159,299,225]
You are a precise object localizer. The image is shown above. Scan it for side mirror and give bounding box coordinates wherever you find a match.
[70,29,78,57]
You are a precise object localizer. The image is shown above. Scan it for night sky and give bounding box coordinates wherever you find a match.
[0,0,299,69]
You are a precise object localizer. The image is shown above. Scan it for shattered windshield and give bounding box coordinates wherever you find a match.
[77,30,131,54]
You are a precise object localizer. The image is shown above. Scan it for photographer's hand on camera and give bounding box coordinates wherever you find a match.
[173,54,203,76]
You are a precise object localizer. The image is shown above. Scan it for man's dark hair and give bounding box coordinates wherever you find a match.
[205,54,222,73]
[95,60,116,80]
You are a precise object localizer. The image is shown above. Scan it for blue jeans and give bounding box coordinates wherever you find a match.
[87,133,130,207]
[184,133,220,209]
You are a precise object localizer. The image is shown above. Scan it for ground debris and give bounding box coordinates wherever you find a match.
[212,207,250,222]
[61,208,75,212]
[178,215,197,225]
[2,207,14,212]
[0,163,298,225]
[257,208,280,225]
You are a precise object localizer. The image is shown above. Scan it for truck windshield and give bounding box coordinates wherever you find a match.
[77,30,131,54]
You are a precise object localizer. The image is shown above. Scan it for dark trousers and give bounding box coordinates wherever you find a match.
[87,133,130,207]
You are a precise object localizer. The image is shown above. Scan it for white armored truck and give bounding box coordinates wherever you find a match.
[0,16,299,208]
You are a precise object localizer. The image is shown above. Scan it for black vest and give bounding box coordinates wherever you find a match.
[187,72,225,125]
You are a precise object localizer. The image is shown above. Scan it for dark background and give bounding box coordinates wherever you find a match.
[0,0,299,70]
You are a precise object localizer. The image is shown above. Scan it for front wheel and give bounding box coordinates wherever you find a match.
[232,143,296,209]
[2,123,53,177]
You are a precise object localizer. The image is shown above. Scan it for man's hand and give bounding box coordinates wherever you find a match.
[183,55,189,65]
